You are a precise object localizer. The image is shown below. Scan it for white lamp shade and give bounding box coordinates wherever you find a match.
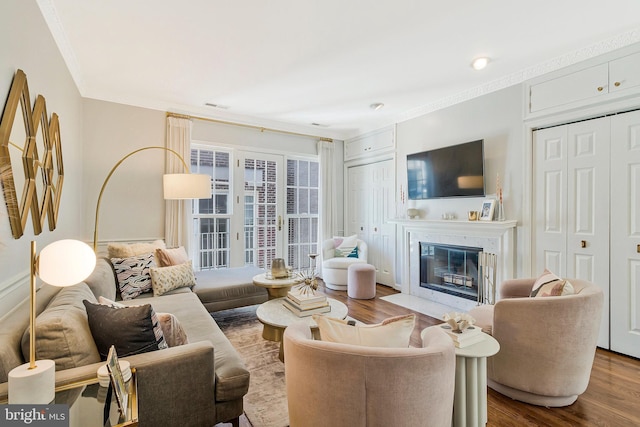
[38,240,97,287]
[163,173,211,199]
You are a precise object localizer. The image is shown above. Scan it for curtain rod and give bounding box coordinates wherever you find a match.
[166,112,333,142]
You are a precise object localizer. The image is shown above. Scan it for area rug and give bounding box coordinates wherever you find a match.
[212,305,289,427]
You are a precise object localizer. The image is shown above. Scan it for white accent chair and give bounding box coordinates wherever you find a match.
[321,238,367,290]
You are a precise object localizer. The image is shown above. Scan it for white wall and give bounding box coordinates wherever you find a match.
[0,0,85,316]
[395,85,525,280]
[82,99,166,247]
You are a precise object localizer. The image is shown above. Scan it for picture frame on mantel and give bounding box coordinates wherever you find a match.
[480,199,496,221]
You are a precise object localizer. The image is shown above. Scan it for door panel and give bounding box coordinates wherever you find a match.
[611,109,640,358]
[534,126,568,278]
[236,152,284,270]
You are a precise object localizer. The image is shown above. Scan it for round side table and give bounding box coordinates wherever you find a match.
[252,273,302,300]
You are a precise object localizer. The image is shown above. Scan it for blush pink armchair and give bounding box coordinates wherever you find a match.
[468,278,604,407]
[283,321,456,427]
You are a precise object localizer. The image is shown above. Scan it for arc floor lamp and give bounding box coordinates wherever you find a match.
[92,146,211,251]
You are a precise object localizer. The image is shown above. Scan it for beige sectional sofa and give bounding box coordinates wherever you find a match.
[0,258,267,427]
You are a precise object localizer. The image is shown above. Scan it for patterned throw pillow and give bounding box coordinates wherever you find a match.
[149,262,197,296]
[314,314,416,348]
[530,269,575,297]
[111,253,156,300]
[83,300,168,360]
[155,246,190,267]
[334,234,359,258]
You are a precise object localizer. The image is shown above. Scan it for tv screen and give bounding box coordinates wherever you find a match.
[407,140,485,199]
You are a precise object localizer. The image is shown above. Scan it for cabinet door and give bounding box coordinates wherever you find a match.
[371,160,396,286]
[610,109,640,358]
[529,64,608,113]
[566,117,610,349]
[609,51,640,94]
[534,126,568,277]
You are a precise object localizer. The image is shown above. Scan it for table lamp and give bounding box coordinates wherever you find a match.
[8,239,97,404]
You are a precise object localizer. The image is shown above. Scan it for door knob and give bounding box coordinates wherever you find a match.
[580,240,587,248]
[597,86,604,92]
[614,81,621,87]
[637,244,640,253]
[277,215,282,231]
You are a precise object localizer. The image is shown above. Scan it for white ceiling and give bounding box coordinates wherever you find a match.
[38,0,640,139]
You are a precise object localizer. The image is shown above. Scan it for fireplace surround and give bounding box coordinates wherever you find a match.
[391,219,517,312]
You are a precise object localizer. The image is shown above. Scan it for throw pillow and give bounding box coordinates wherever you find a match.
[530,269,575,297]
[107,239,166,259]
[314,314,416,348]
[98,297,188,347]
[157,313,189,347]
[111,253,156,300]
[334,234,358,258]
[155,246,190,267]
[149,262,197,296]
[83,300,168,360]
[21,284,101,370]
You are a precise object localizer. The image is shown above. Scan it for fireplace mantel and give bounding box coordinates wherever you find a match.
[389,219,517,236]
[391,218,517,310]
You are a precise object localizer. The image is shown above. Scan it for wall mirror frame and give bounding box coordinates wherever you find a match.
[0,69,63,239]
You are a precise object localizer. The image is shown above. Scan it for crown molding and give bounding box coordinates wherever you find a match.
[37,0,85,92]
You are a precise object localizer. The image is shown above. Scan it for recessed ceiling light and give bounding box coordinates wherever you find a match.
[370,102,384,111]
[471,57,490,70]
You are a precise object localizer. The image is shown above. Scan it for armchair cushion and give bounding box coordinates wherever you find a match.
[314,314,415,348]
[530,269,575,297]
[333,234,358,257]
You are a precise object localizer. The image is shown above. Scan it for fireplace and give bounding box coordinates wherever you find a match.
[419,242,482,302]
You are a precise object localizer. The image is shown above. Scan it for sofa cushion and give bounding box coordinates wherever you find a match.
[83,300,168,359]
[314,314,416,348]
[21,283,101,371]
[530,269,575,297]
[123,292,250,402]
[155,246,189,267]
[111,253,155,300]
[83,257,118,300]
[107,240,166,258]
[150,262,197,296]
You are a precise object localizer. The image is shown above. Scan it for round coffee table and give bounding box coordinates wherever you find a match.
[256,297,348,361]
[253,273,303,300]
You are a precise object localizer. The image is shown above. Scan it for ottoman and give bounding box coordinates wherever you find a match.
[347,264,376,299]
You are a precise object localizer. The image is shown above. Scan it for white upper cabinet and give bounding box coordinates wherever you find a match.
[529,64,608,113]
[609,51,640,93]
[345,126,395,161]
[526,47,640,118]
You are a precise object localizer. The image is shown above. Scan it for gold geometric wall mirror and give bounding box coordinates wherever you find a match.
[0,69,63,238]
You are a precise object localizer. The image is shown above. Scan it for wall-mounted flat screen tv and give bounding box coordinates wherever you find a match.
[407,139,485,200]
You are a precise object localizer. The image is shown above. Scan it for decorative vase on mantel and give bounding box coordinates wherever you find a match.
[497,200,505,221]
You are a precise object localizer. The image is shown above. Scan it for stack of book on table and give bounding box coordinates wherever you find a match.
[440,324,485,348]
[283,288,330,317]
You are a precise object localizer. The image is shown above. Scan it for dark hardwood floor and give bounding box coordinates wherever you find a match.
[221,283,640,427]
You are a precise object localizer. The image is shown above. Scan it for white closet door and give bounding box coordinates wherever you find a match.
[566,117,610,348]
[370,160,395,286]
[347,160,396,287]
[534,117,610,349]
[534,126,568,277]
[610,109,640,358]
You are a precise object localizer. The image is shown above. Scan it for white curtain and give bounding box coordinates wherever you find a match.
[317,140,337,273]
[165,116,193,251]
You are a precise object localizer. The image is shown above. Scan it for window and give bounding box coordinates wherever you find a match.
[286,159,319,269]
[191,147,231,269]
